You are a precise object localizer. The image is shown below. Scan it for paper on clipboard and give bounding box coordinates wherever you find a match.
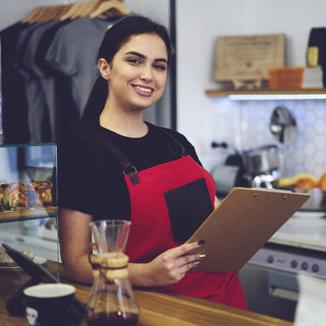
[187,187,310,272]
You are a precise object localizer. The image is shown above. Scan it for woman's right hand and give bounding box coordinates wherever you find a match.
[143,241,205,287]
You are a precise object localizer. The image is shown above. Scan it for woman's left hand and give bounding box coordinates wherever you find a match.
[129,241,205,287]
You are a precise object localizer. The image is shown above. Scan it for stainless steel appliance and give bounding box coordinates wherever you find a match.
[242,144,281,188]
[211,142,281,195]
[240,210,326,321]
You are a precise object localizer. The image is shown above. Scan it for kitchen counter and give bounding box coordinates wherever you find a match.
[270,211,326,252]
[0,262,294,326]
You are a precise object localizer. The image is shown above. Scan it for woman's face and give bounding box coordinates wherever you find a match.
[99,33,168,111]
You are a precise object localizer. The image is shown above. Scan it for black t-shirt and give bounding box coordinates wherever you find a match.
[58,122,202,220]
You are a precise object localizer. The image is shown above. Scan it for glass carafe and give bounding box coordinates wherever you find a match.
[87,220,139,326]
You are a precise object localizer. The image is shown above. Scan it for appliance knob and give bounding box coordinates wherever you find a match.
[267,255,274,264]
[301,262,308,270]
[291,260,298,268]
[312,264,319,273]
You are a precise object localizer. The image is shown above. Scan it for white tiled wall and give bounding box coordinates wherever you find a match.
[210,99,326,179]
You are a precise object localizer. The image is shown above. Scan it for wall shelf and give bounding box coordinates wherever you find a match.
[205,88,326,100]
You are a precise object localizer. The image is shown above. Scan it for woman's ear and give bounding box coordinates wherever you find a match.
[98,58,111,81]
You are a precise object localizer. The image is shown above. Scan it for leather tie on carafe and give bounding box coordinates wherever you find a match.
[89,253,129,282]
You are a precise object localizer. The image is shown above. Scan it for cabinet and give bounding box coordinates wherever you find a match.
[0,143,58,268]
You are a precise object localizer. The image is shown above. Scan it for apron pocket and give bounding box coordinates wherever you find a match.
[164,178,213,243]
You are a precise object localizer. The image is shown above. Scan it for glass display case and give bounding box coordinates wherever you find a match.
[0,143,58,270]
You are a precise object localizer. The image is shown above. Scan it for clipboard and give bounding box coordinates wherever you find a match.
[187,187,310,272]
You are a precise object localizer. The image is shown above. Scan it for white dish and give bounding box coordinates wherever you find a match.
[32,256,47,265]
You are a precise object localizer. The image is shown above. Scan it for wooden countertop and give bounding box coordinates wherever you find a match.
[0,262,294,326]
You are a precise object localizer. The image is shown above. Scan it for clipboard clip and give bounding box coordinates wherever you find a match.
[252,188,293,199]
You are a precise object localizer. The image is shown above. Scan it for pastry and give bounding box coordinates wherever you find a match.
[295,178,318,189]
[32,181,53,206]
[277,173,318,188]
[1,183,28,210]
[319,172,326,190]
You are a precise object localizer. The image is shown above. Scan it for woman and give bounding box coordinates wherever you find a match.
[58,15,247,310]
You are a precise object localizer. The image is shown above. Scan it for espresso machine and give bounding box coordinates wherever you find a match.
[241,144,281,188]
[211,142,281,196]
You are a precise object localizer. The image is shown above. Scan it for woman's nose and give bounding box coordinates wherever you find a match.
[140,66,153,81]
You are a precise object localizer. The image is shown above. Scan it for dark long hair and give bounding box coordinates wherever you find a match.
[81,15,173,129]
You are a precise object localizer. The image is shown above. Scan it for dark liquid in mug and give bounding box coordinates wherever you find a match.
[87,312,139,326]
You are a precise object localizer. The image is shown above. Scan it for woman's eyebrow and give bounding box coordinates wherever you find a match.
[124,51,168,63]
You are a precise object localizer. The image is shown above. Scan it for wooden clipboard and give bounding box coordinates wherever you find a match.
[187,187,310,272]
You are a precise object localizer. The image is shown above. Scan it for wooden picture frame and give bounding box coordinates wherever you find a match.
[214,34,286,82]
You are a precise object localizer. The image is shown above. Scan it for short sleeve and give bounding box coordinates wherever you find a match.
[179,134,202,166]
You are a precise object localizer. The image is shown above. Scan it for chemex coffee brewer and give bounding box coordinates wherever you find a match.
[87,220,139,326]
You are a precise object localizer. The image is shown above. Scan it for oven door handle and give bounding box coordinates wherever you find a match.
[269,286,298,302]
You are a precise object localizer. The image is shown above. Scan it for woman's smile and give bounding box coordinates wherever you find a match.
[132,84,154,97]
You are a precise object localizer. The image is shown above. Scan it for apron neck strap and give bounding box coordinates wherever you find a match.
[159,128,187,157]
[96,129,139,185]
[95,126,187,185]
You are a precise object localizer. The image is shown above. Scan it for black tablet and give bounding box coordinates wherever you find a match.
[2,243,59,283]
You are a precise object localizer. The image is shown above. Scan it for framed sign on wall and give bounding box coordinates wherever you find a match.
[214,34,286,82]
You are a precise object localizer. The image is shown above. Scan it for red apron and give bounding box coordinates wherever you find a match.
[124,154,248,310]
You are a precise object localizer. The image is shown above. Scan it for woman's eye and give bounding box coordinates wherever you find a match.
[127,58,142,65]
[153,63,167,71]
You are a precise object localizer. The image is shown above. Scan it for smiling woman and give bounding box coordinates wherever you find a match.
[98,33,168,119]
[80,15,173,138]
[58,15,247,310]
